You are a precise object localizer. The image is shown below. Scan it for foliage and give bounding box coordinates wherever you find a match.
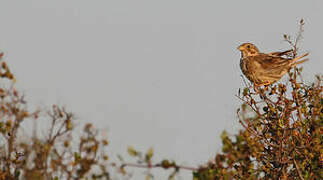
[193,75,322,179]
[0,58,111,179]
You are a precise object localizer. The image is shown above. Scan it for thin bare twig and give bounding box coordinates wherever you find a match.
[235,95,262,117]
[122,162,198,171]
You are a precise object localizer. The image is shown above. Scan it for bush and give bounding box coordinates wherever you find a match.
[193,20,322,180]
[0,59,111,179]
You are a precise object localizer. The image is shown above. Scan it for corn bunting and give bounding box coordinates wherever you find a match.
[238,43,308,86]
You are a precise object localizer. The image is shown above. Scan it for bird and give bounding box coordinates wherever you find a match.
[237,43,309,86]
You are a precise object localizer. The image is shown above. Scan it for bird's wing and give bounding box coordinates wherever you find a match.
[253,54,291,71]
[268,49,293,57]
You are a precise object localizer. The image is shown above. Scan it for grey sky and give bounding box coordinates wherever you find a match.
[0,0,322,179]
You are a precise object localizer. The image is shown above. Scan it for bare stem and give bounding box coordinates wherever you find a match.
[122,162,198,171]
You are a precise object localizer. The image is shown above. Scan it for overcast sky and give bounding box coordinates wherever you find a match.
[0,0,322,179]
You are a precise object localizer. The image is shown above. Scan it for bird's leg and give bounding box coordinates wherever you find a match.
[253,82,270,96]
[253,85,260,94]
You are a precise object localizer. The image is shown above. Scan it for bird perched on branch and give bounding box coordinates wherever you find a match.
[237,43,309,86]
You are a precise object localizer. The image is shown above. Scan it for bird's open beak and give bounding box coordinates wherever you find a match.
[237,46,243,51]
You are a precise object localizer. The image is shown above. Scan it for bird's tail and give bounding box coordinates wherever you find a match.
[290,52,309,67]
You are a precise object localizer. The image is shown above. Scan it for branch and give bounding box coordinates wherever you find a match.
[293,159,304,180]
[235,95,262,117]
[122,162,198,171]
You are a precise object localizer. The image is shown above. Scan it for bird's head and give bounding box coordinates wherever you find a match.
[237,43,260,57]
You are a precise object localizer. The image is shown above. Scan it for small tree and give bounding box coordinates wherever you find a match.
[193,20,322,180]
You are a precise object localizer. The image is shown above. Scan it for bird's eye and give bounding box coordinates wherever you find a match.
[247,45,250,49]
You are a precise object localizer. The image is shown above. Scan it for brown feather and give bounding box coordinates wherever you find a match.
[238,43,309,86]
